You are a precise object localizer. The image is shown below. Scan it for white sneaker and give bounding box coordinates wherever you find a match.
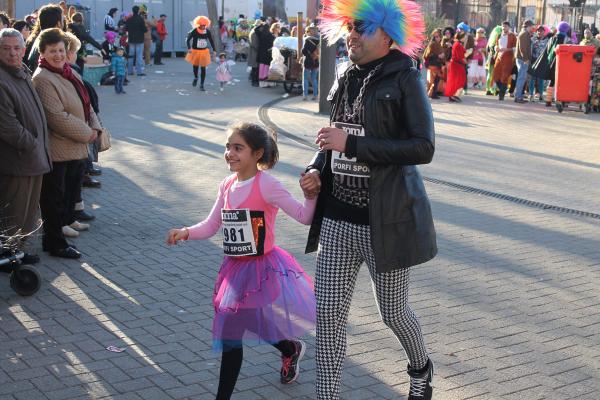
[70,221,89,231]
[62,225,80,237]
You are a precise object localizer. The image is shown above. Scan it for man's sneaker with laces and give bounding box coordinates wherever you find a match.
[407,358,434,400]
[280,340,306,384]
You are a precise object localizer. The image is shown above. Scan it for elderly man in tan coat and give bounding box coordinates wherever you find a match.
[0,28,51,264]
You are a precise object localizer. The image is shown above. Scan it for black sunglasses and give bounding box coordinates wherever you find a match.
[345,20,366,35]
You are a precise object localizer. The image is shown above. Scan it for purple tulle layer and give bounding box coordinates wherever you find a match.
[212,246,315,351]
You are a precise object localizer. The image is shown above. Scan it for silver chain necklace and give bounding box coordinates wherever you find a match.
[342,63,383,123]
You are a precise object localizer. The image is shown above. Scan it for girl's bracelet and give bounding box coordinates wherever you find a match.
[182,227,189,240]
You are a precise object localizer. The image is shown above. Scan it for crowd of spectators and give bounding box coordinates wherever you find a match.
[423,20,600,105]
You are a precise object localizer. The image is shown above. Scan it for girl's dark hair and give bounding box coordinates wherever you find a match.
[71,12,83,24]
[38,27,66,53]
[229,122,279,170]
[0,11,10,27]
[12,20,31,33]
[455,31,466,41]
[27,4,63,45]
[219,52,226,58]
[109,8,118,17]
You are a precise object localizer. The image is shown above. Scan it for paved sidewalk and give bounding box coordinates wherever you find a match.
[1,59,599,400]
[268,92,600,215]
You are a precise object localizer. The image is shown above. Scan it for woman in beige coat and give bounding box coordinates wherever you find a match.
[32,28,102,259]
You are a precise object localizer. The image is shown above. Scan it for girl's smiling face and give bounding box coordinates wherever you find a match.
[224,132,263,180]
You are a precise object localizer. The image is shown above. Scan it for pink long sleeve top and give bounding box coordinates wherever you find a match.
[186,172,316,242]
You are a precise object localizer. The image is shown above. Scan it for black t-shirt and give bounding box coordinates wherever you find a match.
[187,29,216,51]
[324,53,392,225]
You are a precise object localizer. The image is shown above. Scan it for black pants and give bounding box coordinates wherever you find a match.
[216,339,295,400]
[76,158,88,206]
[153,39,163,64]
[251,66,259,85]
[40,159,85,251]
[193,66,207,85]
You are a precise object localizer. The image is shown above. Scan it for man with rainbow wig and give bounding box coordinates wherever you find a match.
[299,0,437,399]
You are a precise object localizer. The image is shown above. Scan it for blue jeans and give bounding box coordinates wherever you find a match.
[127,42,144,75]
[528,76,545,98]
[303,68,318,98]
[115,75,125,93]
[515,58,529,100]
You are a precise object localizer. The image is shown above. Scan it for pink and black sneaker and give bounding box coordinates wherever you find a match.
[280,340,306,384]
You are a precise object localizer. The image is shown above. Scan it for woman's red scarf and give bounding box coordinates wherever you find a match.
[39,58,91,123]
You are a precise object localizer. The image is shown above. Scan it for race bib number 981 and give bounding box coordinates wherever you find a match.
[221,209,265,256]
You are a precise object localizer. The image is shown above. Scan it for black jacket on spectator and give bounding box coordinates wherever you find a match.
[256,25,275,65]
[125,13,147,44]
[302,36,319,69]
[68,23,103,54]
[101,40,115,62]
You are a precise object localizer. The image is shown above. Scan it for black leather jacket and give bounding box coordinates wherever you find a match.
[304,50,437,272]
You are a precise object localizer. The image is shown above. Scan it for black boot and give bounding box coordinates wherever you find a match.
[407,359,433,400]
[430,78,440,99]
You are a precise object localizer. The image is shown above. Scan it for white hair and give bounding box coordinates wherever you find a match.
[0,28,26,48]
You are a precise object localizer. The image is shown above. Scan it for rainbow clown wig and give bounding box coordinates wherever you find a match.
[193,15,211,28]
[319,0,426,57]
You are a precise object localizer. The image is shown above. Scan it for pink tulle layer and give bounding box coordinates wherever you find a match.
[212,246,316,351]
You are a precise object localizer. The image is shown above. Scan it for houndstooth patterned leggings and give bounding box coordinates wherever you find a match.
[315,218,429,399]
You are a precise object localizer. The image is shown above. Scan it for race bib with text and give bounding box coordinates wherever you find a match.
[221,209,265,256]
[330,122,370,177]
[197,38,208,49]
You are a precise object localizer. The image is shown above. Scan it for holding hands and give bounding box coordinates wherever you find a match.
[166,228,189,245]
[300,171,321,199]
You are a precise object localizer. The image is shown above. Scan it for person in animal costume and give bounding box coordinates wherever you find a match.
[485,25,502,95]
[492,20,517,100]
[300,0,436,399]
[186,15,217,91]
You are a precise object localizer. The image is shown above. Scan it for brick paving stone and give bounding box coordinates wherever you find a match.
[1,58,600,399]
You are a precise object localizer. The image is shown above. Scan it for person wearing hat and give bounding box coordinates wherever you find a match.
[514,19,535,103]
[469,27,487,89]
[529,25,550,101]
[529,21,571,106]
[299,0,436,398]
[186,16,217,91]
[457,22,475,93]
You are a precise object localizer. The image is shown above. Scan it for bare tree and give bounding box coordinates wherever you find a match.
[489,0,507,28]
[275,0,288,20]
[206,0,223,51]
[263,0,288,20]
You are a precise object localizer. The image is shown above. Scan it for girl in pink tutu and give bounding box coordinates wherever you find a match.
[215,52,234,91]
[166,122,317,400]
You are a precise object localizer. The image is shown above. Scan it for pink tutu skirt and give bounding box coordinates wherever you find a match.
[216,70,232,83]
[212,246,315,351]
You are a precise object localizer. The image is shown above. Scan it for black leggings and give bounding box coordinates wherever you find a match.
[216,340,295,400]
[193,66,207,85]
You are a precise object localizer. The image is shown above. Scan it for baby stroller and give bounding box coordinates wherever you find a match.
[0,221,41,296]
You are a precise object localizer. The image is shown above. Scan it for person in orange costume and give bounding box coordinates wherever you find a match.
[185,16,217,91]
